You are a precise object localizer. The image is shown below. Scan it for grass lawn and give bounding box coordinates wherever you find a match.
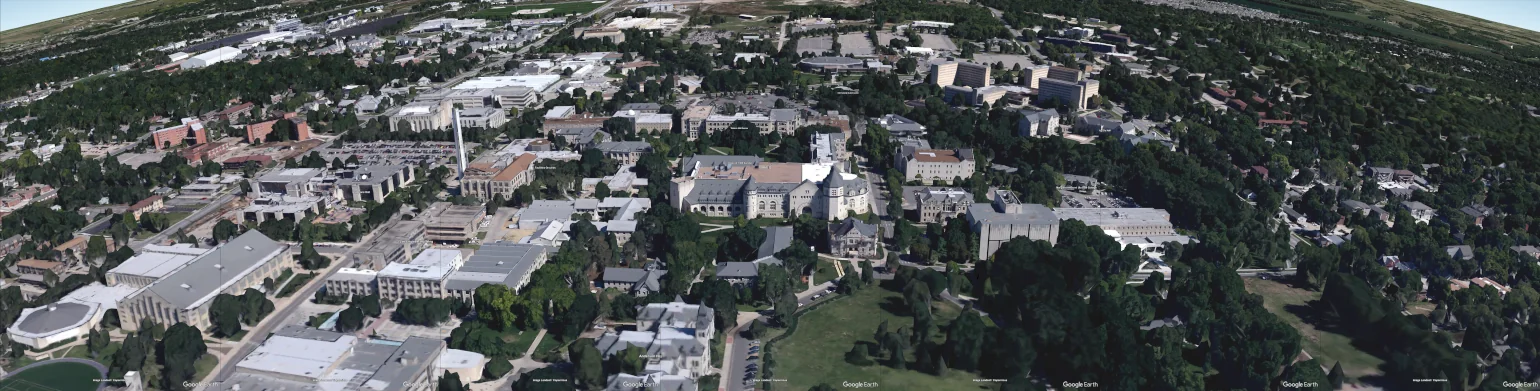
[771,285,990,391]
[501,329,542,358]
[1245,278,1384,380]
[812,261,840,285]
[0,360,104,391]
[309,312,336,328]
[278,272,317,298]
[58,341,117,360]
[794,72,829,85]
[703,146,733,155]
[192,354,219,383]
[473,1,604,19]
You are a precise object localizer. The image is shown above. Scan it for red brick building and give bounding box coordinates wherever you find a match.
[150,118,208,150]
[180,140,231,162]
[245,113,312,144]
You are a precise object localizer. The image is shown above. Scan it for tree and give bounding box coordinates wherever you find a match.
[352,294,382,318]
[845,343,874,366]
[87,328,108,357]
[1281,359,1332,391]
[512,367,574,391]
[209,294,243,338]
[159,323,207,391]
[438,373,467,391]
[1328,362,1345,389]
[861,261,875,284]
[240,288,274,326]
[484,358,514,380]
[774,292,798,326]
[488,194,504,215]
[475,284,518,331]
[569,340,605,388]
[756,265,793,305]
[336,307,365,332]
[85,235,108,264]
[558,293,600,341]
[594,182,611,200]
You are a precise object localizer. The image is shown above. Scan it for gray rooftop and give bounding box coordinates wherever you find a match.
[594,141,654,154]
[618,102,662,111]
[681,179,745,205]
[680,155,762,175]
[259,168,324,184]
[518,200,580,223]
[145,230,288,310]
[757,226,794,259]
[444,242,551,291]
[967,203,1057,225]
[338,165,407,186]
[714,262,758,279]
[829,218,878,237]
[768,108,798,122]
[13,302,93,334]
[602,267,664,293]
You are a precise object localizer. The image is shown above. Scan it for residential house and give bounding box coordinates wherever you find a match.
[827,218,879,258]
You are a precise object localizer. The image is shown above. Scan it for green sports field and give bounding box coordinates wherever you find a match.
[0,361,105,391]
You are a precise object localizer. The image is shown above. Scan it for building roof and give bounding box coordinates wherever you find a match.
[602,267,664,293]
[594,141,654,154]
[444,242,551,291]
[680,155,763,176]
[638,298,714,331]
[901,147,975,163]
[518,200,581,224]
[967,203,1057,225]
[619,103,662,111]
[379,248,462,280]
[15,259,61,271]
[492,153,537,182]
[141,230,288,310]
[800,56,864,67]
[757,226,794,259]
[236,332,359,380]
[829,218,879,237]
[339,165,407,186]
[714,262,758,279]
[11,302,94,335]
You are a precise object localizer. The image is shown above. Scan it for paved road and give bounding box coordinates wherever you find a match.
[130,192,236,250]
[723,327,759,391]
[0,358,109,390]
[205,216,397,386]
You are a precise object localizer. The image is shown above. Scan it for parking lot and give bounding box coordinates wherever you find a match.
[1058,189,1138,208]
[797,36,833,55]
[917,33,958,51]
[836,33,875,56]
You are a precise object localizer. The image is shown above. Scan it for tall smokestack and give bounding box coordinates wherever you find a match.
[452,108,467,179]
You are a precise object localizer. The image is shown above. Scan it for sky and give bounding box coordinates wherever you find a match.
[1407,0,1540,33]
[0,0,134,32]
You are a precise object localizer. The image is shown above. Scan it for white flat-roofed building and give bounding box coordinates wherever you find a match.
[184,46,242,69]
[454,75,562,91]
[236,333,359,382]
[325,268,378,298]
[377,249,464,301]
[218,326,444,391]
[407,18,488,33]
[107,243,210,288]
[1053,208,1176,237]
[443,242,552,299]
[390,100,453,132]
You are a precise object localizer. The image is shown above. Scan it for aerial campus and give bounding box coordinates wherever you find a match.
[0,0,1539,390]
